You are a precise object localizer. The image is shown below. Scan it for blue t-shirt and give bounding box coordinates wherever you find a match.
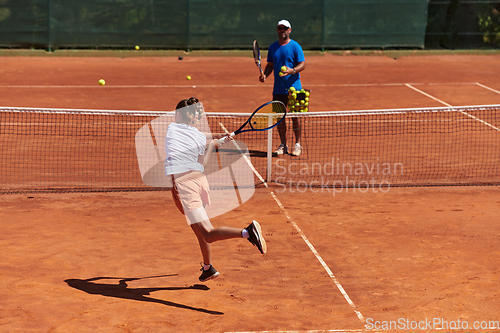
[267,39,305,94]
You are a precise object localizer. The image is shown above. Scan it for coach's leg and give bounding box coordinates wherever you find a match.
[277,120,287,145]
[292,117,301,145]
[274,94,288,148]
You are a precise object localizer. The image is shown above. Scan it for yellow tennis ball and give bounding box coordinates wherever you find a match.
[305,91,310,97]
[187,76,191,80]
[135,45,140,50]
[281,66,287,72]
[98,79,105,86]
[279,72,284,77]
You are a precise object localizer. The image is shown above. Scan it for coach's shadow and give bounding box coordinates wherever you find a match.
[248,149,267,158]
[64,275,223,315]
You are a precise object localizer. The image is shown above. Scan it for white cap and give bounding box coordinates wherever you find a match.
[277,20,291,29]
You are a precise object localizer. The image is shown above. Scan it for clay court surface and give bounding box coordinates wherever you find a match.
[1,52,500,332]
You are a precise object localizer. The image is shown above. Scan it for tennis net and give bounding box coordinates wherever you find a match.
[1,104,499,194]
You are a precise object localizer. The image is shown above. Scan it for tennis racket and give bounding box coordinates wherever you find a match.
[218,100,286,144]
[253,40,264,77]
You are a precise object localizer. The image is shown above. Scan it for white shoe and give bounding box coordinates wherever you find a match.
[291,143,302,156]
[274,144,288,156]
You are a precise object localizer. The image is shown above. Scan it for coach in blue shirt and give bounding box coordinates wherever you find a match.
[260,19,306,157]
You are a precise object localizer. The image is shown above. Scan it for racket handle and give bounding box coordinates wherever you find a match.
[217,132,235,145]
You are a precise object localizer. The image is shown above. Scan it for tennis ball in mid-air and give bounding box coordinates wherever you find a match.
[98,79,105,86]
[187,76,191,80]
[135,45,140,50]
[281,66,287,72]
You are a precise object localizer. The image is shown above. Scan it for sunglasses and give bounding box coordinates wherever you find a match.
[277,26,289,31]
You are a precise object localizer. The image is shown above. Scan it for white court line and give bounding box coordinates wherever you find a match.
[0,82,479,89]
[458,110,500,132]
[405,84,500,132]
[0,84,267,89]
[475,82,500,95]
[216,329,389,333]
[404,83,452,107]
[218,122,365,325]
[268,191,365,324]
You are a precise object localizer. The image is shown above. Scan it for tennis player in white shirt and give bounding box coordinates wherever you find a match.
[165,97,267,282]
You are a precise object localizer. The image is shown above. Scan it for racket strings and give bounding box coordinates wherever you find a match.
[250,102,286,130]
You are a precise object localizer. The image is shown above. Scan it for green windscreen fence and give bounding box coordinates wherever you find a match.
[0,0,429,50]
[426,0,500,49]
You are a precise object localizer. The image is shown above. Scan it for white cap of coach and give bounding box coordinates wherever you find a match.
[277,19,291,29]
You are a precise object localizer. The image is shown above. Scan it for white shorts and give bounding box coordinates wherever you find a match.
[173,171,211,224]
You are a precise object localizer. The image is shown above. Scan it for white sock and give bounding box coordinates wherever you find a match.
[241,229,249,239]
[203,263,211,271]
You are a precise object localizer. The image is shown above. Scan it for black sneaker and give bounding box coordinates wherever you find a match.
[246,220,267,254]
[199,264,220,282]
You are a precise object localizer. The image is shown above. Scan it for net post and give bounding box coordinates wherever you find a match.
[266,114,273,182]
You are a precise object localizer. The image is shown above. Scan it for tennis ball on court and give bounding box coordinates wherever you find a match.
[187,76,191,80]
[281,65,287,72]
[135,45,140,50]
[98,79,105,86]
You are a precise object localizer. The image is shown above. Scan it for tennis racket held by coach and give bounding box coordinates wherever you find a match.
[253,40,264,77]
[218,100,287,145]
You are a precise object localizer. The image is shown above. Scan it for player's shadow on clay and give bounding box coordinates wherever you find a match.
[64,274,223,315]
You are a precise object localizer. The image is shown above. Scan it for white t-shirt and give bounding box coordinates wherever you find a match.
[164,122,206,175]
